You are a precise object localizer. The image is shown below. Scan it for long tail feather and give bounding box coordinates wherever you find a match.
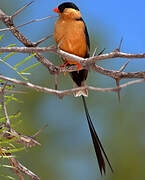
[81,96,113,175]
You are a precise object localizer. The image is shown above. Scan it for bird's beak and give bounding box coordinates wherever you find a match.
[53,7,60,13]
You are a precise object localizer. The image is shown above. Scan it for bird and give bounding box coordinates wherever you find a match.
[53,2,113,175]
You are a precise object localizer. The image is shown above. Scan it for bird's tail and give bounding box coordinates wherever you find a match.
[81,96,113,175]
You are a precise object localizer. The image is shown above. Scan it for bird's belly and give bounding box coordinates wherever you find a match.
[54,25,87,64]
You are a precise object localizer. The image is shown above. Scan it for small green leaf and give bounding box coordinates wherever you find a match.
[0,127,7,132]
[19,62,40,73]
[0,112,21,122]
[0,155,15,159]
[2,164,15,169]
[6,176,16,180]
[7,44,17,47]
[0,175,16,180]
[14,53,36,68]
[0,34,5,41]
[3,147,24,154]
[2,52,17,61]
[0,59,27,80]
[5,94,23,103]
[0,137,18,145]
[0,35,5,55]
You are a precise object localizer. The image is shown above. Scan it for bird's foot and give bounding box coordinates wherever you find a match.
[59,61,69,76]
[76,63,82,72]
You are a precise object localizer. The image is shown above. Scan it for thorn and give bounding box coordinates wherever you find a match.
[2,15,56,32]
[33,34,53,47]
[55,74,58,90]
[119,60,130,72]
[113,37,123,52]
[32,124,48,138]
[11,1,33,18]
[115,79,120,102]
[92,46,98,57]
[58,94,64,99]
[98,48,106,56]
[118,37,123,51]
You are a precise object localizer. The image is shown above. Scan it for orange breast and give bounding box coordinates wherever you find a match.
[54,18,87,64]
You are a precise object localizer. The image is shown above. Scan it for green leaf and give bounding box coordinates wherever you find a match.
[0,155,15,159]
[7,44,17,47]
[0,48,37,80]
[0,112,21,122]
[5,94,23,103]
[0,35,5,42]
[0,137,18,145]
[0,127,7,133]
[3,147,24,154]
[0,43,16,56]
[1,164,15,169]
[0,35,5,55]
[19,62,40,73]
[2,52,17,61]
[0,175,16,180]
[0,117,7,122]
[14,53,36,68]
[0,59,27,80]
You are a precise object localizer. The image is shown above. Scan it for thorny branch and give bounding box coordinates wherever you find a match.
[1,146,40,180]
[0,85,43,179]
[0,2,145,100]
[0,75,144,99]
[9,157,40,180]
[0,2,145,179]
[0,84,11,127]
[0,3,145,79]
[1,46,145,65]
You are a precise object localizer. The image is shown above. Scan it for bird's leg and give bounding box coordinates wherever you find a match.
[59,61,69,75]
[76,63,82,72]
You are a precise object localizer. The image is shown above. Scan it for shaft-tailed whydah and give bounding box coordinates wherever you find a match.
[53,2,113,175]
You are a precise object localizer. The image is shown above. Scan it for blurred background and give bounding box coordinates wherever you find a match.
[1,0,145,179]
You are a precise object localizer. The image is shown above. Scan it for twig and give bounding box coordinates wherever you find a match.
[0,75,144,98]
[0,122,41,147]
[11,166,24,180]
[92,46,98,57]
[115,79,120,102]
[33,34,53,46]
[14,15,57,28]
[97,48,106,56]
[32,124,48,138]
[0,16,56,32]
[116,60,130,101]
[0,87,26,94]
[114,37,123,52]
[0,5,145,79]
[0,85,11,128]
[93,64,145,79]
[1,46,145,63]
[11,1,33,18]
[0,7,57,74]
[10,157,40,180]
[119,60,130,72]
[55,73,58,90]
